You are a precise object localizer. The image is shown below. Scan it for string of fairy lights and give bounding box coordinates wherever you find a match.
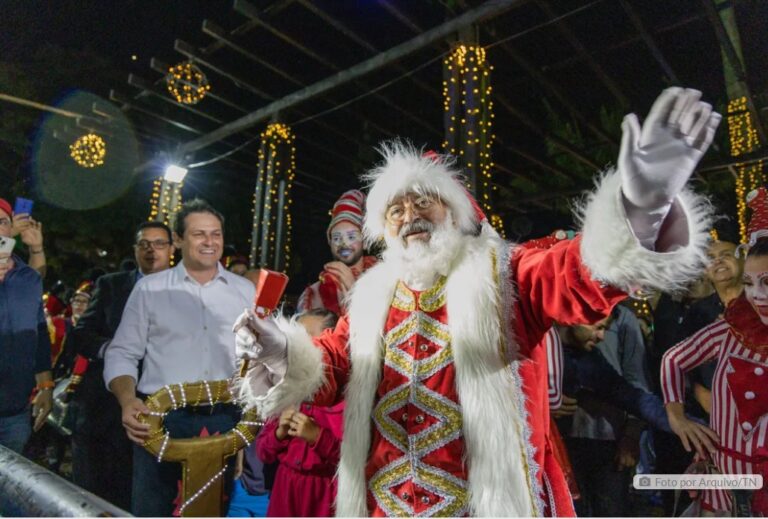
[148,178,184,228]
[728,96,764,243]
[249,122,296,272]
[166,61,210,105]
[69,133,106,168]
[442,44,503,237]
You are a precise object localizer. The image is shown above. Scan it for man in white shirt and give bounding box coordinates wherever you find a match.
[104,198,255,517]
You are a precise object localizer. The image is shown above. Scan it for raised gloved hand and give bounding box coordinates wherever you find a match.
[232,309,287,362]
[620,87,721,211]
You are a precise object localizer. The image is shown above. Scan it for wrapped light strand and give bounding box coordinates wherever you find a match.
[442,44,498,233]
[251,123,295,272]
[728,96,764,243]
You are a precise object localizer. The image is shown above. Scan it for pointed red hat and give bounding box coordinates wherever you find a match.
[746,187,768,246]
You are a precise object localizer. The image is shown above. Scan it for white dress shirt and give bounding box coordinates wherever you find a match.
[104,261,256,394]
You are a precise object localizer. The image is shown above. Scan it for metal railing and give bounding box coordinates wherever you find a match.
[0,444,131,517]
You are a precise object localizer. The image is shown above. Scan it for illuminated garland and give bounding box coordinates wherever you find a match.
[490,214,506,239]
[139,380,263,517]
[250,123,295,271]
[166,61,211,105]
[148,178,184,229]
[442,44,498,233]
[628,298,652,320]
[728,96,764,243]
[69,133,106,168]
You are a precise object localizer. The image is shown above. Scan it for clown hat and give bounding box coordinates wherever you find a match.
[327,190,366,241]
[72,280,94,301]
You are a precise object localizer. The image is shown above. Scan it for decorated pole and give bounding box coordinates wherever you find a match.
[251,123,295,272]
[443,42,503,235]
[249,140,268,268]
[148,177,183,229]
[709,0,764,242]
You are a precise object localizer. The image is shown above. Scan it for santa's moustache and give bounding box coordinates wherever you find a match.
[383,212,464,288]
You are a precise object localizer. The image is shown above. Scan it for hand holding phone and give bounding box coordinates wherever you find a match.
[14,197,34,216]
[0,236,16,266]
[238,269,289,375]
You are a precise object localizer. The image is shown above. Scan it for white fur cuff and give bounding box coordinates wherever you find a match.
[233,316,326,419]
[577,169,712,293]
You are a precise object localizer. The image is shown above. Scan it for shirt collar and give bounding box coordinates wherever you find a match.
[174,260,228,286]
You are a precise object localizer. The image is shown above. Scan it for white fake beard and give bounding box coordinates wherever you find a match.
[383,212,465,290]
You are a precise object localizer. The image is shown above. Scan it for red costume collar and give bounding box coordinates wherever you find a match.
[725,293,768,353]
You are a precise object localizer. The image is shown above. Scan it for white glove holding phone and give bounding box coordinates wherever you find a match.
[232,309,287,362]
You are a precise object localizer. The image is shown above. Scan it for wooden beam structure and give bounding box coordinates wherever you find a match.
[179,0,523,155]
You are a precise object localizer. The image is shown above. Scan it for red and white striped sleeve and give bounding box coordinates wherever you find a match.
[545,328,563,409]
[660,319,729,404]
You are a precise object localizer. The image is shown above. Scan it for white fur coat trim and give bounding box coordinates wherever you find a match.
[577,169,712,293]
[233,315,326,419]
[337,232,540,517]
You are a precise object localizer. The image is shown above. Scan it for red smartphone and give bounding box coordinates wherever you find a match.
[253,269,289,318]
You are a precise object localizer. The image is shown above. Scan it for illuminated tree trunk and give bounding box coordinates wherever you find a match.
[716,0,764,242]
[249,123,295,272]
[443,43,502,235]
[148,178,183,230]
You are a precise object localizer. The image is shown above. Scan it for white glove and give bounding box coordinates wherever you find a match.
[232,309,287,362]
[619,87,721,247]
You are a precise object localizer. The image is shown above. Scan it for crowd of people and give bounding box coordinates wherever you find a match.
[0,86,765,518]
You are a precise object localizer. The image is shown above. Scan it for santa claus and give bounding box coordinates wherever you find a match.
[232,87,720,516]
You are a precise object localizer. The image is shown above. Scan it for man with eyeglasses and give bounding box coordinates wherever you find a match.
[105,198,256,516]
[0,197,53,455]
[232,89,723,517]
[298,189,377,315]
[67,221,174,511]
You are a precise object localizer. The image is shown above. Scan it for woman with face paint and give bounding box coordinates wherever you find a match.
[661,188,768,516]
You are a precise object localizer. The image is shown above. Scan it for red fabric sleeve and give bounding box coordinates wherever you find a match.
[512,235,627,355]
[255,418,290,464]
[307,426,342,467]
[661,320,728,404]
[311,316,352,407]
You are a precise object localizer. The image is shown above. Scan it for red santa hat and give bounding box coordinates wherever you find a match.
[327,189,366,242]
[44,293,66,316]
[363,142,479,242]
[746,187,768,246]
[0,198,12,218]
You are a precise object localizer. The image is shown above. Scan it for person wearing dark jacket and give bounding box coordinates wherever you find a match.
[0,197,52,454]
[67,221,174,511]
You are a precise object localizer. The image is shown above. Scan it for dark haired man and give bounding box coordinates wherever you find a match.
[68,220,175,510]
[104,199,256,516]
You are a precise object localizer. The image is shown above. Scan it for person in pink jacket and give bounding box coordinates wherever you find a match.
[255,400,344,517]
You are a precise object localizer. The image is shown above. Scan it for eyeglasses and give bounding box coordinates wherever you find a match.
[135,239,171,251]
[385,195,439,225]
